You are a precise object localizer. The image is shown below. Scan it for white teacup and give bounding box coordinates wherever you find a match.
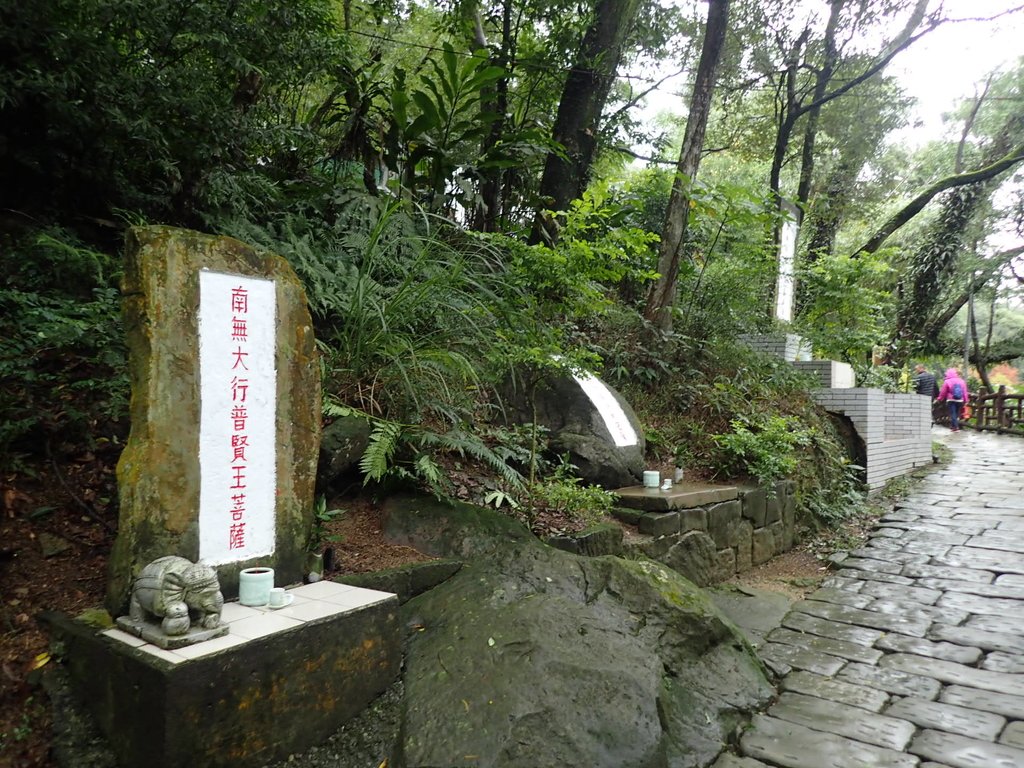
[268,587,294,608]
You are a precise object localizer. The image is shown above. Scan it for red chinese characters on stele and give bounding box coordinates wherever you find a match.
[228,286,250,551]
[199,270,276,564]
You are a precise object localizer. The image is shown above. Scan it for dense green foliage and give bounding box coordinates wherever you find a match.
[3,0,1023,534]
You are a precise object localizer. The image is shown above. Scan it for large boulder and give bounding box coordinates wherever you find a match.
[388,497,773,768]
[503,371,645,488]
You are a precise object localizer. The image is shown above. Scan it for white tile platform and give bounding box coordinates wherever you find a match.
[102,581,394,664]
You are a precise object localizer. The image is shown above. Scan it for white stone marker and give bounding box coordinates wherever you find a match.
[775,213,798,323]
[571,370,639,447]
[198,271,277,564]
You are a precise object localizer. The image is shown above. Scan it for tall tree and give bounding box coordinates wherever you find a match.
[530,0,644,244]
[642,0,730,331]
[884,72,1024,363]
[761,0,935,219]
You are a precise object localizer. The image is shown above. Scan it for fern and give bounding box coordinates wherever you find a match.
[360,420,404,481]
[415,429,524,491]
[413,453,445,489]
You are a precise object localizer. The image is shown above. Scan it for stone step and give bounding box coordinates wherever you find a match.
[910,728,1024,768]
[740,714,920,768]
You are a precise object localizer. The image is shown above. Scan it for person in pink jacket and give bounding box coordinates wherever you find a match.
[937,367,969,432]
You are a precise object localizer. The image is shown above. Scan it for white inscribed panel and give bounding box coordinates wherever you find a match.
[198,271,277,564]
[571,371,639,447]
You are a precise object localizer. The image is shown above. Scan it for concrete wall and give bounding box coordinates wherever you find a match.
[812,388,932,490]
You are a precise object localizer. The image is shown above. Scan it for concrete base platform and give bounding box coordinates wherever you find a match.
[45,581,400,768]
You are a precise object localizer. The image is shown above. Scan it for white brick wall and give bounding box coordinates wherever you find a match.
[812,388,931,490]
[738,334,812,362]
[792,360,856,388]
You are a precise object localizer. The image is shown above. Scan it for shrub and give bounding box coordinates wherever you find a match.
[713,414,810,488]
[0,229,127,468]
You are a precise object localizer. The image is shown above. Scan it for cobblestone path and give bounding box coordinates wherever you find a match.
[716,429,1024,768]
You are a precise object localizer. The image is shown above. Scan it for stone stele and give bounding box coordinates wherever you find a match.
[106,226,321,614]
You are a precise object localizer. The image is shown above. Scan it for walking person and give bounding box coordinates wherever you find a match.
[912,364,938,399]
[913,363,939,425]
[937,367,969,432]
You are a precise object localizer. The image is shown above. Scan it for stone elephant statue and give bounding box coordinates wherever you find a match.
[128,556,224,635]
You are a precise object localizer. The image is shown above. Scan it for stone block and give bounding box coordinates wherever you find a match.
[657,531,719,587]
[768,692,914,750]
[752,528,775,565]
[611,507,644,526]
[714,547,737,582]
[679,507,707,533]
[764,493,781,525]
[546,523,624,558]
[734,520,753,572]
[337,560,462,604]
[781,518,796,552]
[44,591,400,768]
[737,485,767,527]
[782,491,796,528]
[743,715,919,768]
[768,521,786,555]
[708,500,742,549]
[638,511,681,537]
[107,227,321,612]
[635,533,676,560]
[614,482,737,511]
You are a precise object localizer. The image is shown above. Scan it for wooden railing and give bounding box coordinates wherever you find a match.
[934,387,1024,434]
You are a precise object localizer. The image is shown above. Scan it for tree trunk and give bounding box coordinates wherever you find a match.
[768,0,932,251]
[794,0,842,219]
[529,0,642,244]
[767,28,808,212]
[642,0,730,331]
[472,0,513,232]
[969,287,993,391]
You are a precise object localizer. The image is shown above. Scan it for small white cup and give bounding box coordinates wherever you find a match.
[642,470,660,488]
[268,587,294,608]
[661,479,673,491]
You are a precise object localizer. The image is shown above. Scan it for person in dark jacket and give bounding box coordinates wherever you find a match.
[912,364,938,399]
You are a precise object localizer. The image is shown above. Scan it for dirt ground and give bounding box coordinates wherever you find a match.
[0,455,885,768]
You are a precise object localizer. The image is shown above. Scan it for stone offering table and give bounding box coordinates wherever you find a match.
[613,480,797,585]
[47,582,399,768]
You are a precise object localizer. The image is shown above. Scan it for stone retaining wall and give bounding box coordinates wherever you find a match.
[549,480,798,587]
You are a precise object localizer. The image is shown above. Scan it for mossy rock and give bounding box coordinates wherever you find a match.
[398,543,772,767]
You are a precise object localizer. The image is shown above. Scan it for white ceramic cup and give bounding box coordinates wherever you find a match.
[642,470,660,488]
[238,566,274,606]
[268,587,294,608]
